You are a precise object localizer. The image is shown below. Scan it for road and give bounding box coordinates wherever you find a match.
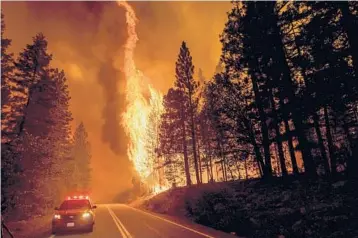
[49,204,236,238]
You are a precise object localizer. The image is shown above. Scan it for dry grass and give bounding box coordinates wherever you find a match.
[4,214,52,238]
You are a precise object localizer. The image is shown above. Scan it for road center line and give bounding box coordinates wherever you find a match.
[107,206,132,238]
[107,206,128,238]
[123,205,215,238]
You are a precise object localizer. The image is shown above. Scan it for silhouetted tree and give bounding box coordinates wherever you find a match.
[1,11,16,216]
[72,122,92,190]
[175,41,201,184]
[1,12,14,123]
[160,88,191,186]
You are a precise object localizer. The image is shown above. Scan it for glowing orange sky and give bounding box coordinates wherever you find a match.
[2,1,232,201]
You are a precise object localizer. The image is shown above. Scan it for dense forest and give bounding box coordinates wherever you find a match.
[1,1,358,237]
[155,1,358,186]
[1,12,92,221]
[138,2,358,237]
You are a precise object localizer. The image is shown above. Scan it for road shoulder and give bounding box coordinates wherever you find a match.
[125,205,239,238]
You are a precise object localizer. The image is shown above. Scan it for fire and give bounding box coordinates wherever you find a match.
[152,184,171,195]
[117,0,168,193]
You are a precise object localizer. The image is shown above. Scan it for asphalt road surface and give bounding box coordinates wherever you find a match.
[49,204,236,238]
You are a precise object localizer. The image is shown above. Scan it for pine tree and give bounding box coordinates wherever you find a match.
[72,122,92,190]
[10,33,52,138]
[284,2,358,178]
[1,11,16,216]
[2,34,56,217]
[47,69,74,203]
[1,12,14,124]
[220,2,275,179]
[159,88,191,186]
[175,41,201,184]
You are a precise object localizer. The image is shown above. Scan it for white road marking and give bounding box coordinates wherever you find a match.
[110,207,132,238]
[107,206,129,238]
[124,205,215,238]
[144,222,162,237]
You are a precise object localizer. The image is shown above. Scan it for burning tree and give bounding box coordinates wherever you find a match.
[118,1,169,192]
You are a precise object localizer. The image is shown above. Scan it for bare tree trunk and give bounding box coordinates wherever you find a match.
[227,163,234,180]
[341,110,358,179]
[189,106,200,184]
[251,77,272,178]
[274,144,281,176]
[242,114,265,176]
[271,8,316,177]
[209,154,214,182]
[324,105,337,177]
[236,159,241,180]
[269,93,288,176]
[205,157,210,182]
[220,160,226,181]
[215,163,219,181]
[181,107,191,186]
[197,140,203,183]
[312,111,331,175]
[244,157,248,180]
[284,120,299,175]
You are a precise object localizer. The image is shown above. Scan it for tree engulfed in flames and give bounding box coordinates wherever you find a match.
[117,1,169,193]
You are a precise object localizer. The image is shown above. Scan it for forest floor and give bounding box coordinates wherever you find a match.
[3,214,52,238]
[130,176,358,238]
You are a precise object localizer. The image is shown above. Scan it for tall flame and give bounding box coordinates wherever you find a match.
[117,0,168,192]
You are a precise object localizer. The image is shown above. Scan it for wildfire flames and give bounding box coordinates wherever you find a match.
[117,1,169,193]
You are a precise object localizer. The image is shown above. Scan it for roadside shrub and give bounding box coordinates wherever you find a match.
[185,188,252,236]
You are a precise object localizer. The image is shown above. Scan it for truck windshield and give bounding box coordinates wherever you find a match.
[59,199,91,210]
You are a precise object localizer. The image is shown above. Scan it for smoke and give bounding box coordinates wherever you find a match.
[98,59,124,155]
[2,1,231,201]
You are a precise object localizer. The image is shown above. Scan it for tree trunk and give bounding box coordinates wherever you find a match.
[269,93,288,176]
[215,163,219,181]
[209,154,214,182]
[236,159,241,180]
[228,164,234,180]
[312,111,331,175]
[189,98,200,184]
[242,115,265,176]
[220,159,227,182]
[181,108,191,186]
[197,140,203,183]
[323,105,337,177]
[223,155,228,181]
[341,111,358,179]
[283,119,299,175]
[271,8,316,177]
[250,77,272,178]
[205,157,210,182]
[244,157,248,179]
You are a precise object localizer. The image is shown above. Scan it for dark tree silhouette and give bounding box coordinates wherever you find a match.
[160,88,191,186]
[72,122,92,190]
[175,42,201,184]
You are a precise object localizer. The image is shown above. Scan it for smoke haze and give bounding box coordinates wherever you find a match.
[2,1,231,201]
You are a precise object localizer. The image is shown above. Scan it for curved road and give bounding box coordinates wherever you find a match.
[49,204,237,238]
